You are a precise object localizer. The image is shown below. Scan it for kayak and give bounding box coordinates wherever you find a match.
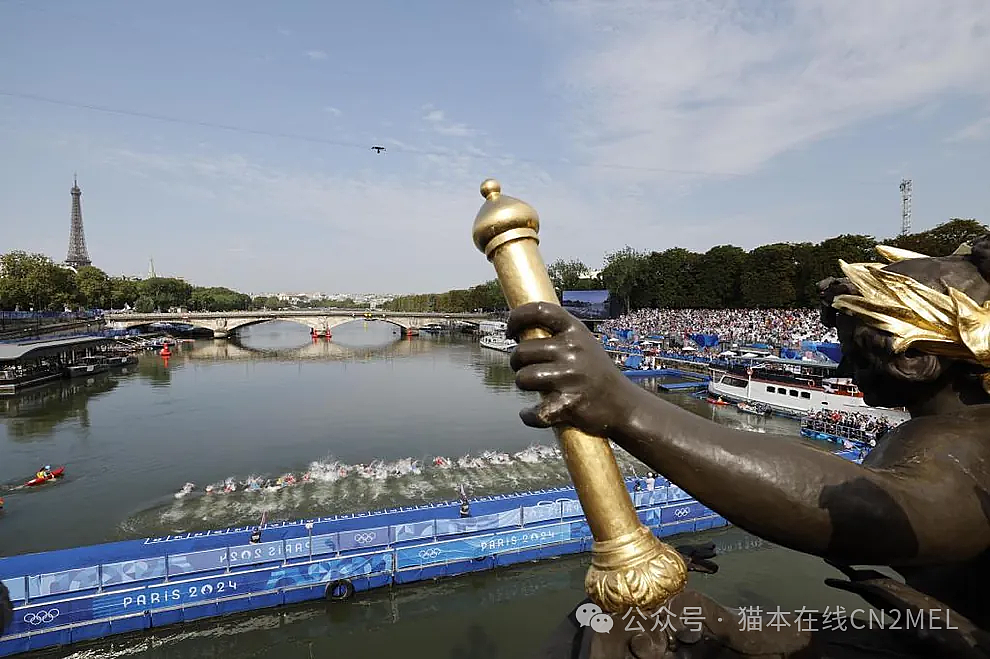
[25,467,64,487]
[706,397,730,406]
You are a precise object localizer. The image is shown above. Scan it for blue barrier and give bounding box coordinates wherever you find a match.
[101,557,166,587]
[0,311,100,321]
[0,452,864,657]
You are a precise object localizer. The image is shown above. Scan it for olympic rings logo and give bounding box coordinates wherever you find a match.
[23,609,60,626]
[418,548,443,559]
[353,532,378,544]
[673,507,692,518]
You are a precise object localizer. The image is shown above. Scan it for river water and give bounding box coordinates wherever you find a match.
[0,321,872,658]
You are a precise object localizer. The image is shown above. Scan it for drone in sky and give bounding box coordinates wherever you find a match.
[371,146,386,154]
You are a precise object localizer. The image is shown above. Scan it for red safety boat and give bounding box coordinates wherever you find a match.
[25,467,64,487]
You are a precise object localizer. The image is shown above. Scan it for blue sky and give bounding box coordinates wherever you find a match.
[1,0,988,295]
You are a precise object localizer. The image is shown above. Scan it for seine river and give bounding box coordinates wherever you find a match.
[0,321,871,658]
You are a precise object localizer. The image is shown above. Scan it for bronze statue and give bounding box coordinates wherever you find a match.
[472,181,990,658]
[0,581,11,638]
[530,240,990,658]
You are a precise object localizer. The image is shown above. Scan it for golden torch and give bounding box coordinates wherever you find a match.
[471,179,687,614]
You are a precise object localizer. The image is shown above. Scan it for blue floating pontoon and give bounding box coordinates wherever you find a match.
[0,448,862,657]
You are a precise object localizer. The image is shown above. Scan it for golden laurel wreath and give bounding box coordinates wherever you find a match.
[831,244,990,394]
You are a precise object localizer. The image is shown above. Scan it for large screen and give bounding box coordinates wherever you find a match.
[562,290,613,320]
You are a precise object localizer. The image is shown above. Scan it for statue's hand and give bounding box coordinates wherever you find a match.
[507,302,644,436]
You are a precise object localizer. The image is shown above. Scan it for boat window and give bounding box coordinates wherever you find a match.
[801,392,811,399]
[789,390,799,397]
[766,386,775,393]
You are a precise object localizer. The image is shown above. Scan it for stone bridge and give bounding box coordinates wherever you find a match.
[105,309,496,338]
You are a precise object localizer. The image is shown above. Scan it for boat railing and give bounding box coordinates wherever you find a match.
[801,419,882,442]
[740,368,824,389]
[0,365,61,381]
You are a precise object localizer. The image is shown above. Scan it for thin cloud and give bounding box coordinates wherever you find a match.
[946,115,990,142]
[528,0,990,183]
[96,144,569,291]
[323,106,342,117]
[422,106,479,138]
[306,50,328,61]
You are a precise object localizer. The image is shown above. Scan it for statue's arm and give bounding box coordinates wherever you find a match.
[612,388,990,565]
[507,303,990,566]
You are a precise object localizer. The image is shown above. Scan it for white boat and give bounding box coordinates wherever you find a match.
[707,358,909,423]
[478,320,508,336]
[480,333,517,353]
[106,354,139,367]
[65,356,110,378]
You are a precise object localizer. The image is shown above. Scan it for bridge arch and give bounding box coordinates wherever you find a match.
[230,315,411,334]
[106,310,494,339]
[111,314,412,338]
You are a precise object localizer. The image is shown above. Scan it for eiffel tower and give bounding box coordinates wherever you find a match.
[65,174,92,269]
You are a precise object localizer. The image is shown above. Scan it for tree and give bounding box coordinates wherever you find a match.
[109,277,141,309]
[139,277,193,311]
[600,247,646,313]
[467,280,506,311]
[694,245,747,308]
[134,296,155,313]
[0,251,78,310]
[887,218,988,256]
[188,287,252,312]
[383,279,507,313]
[548,259,591,296]
[793,234,878,306]
[76,266,112,309]
[740,243,798,308]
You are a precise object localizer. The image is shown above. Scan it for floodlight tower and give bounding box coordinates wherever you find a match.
[900,178,912,236]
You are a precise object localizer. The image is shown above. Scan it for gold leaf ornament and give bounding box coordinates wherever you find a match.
[830,246,990,395]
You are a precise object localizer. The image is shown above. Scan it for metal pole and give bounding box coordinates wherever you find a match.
[306,522,313,562]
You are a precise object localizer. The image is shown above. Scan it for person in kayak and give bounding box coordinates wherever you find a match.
[35,465,52,481]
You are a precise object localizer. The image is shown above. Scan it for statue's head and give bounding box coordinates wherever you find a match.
[818,235,990,410]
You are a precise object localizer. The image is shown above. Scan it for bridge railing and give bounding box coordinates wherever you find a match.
[104,310,494,318]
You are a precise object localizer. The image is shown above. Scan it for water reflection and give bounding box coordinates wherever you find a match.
[137,353,174,387]
[182,320,417,363]
[473,350,516,391]
[0,374,120,439]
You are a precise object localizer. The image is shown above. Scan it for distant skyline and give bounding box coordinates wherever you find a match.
[1,0,988,294]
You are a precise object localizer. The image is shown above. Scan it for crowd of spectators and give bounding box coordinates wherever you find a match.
[600,308,838,347]
[803,409,903,444]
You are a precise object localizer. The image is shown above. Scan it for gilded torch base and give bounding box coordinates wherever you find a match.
[586,525,688,614]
